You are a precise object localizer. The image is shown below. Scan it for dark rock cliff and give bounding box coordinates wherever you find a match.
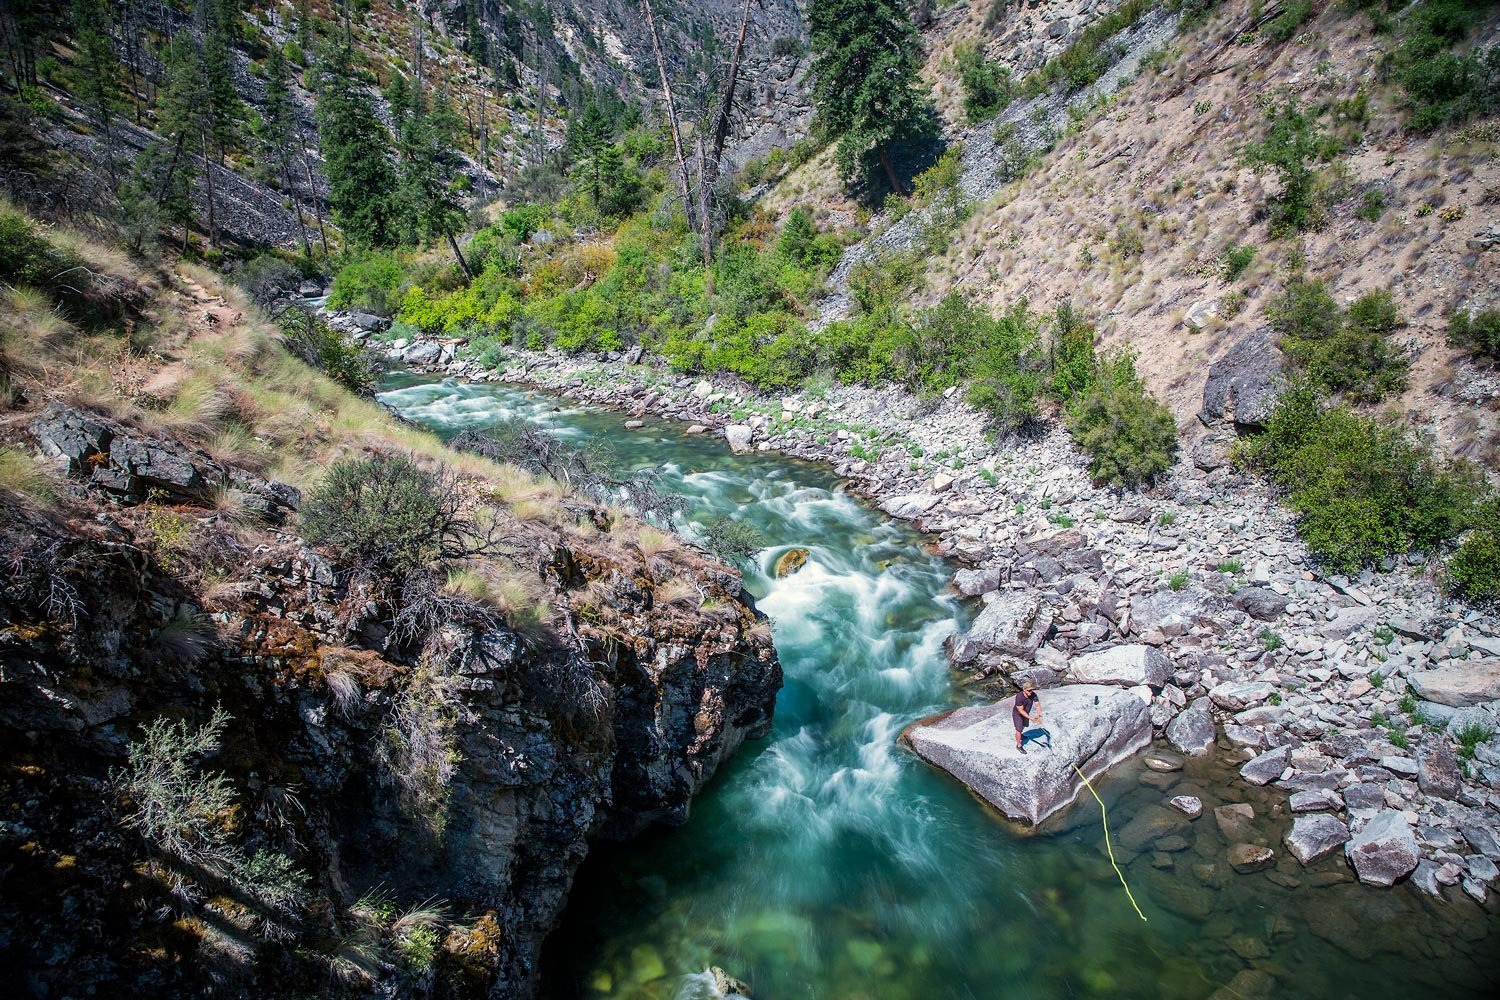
[0,405,781,998]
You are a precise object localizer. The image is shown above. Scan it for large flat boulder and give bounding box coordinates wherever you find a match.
[1068,644,1171,687]
[948,591,1054,665]
[902,685,1151,826]
[1408,661,1500,707]
[1284,814,1350,866]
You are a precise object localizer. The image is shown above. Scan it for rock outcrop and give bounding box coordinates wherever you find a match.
[1199,329,1284,429]
[901,685,1151,825]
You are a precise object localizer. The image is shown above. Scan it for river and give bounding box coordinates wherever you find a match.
[379,375,1500,1000]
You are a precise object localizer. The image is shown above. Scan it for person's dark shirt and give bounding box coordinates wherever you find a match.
[1012,689,1037,729]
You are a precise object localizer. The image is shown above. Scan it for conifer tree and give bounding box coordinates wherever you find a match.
[315,46,397,247]
[156,34,216,246]
[260,45,311,255]
[807,0,930,193]
[72,0,122,181]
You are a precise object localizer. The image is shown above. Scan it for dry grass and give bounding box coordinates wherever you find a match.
[0,445,60,506]
[654,576,701,609]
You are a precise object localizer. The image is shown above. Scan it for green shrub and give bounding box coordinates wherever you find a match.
[700,515,764,563]
[329,251,405,314]
[1448,308,1500,361]
[955,40,1015,122]
[1241,100,1327,231]
[1391,0,1499,131]
[1264,0,1315,42]
[1240,383,1486,570]
[1355,189,1386,222]
[1448,497,1500,605]
[1065,352,1178,489]
[1046,302,1099,406]
[302,454,498,578]
[1220,243,1256,281]
[1269,279,1408,402]
[0,206,85,298]
[276,305,379,395]
[1025,0,1153,95]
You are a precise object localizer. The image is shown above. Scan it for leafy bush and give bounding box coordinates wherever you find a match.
[232,254,304,307]
[955,40,1015,122]
[1241,99,1341,231]
[1264,0,1315,42]
[1046,302,1099,406]
[1390,0,1499,131]
[1065,352,1178,489]
[1355,189,1386,222]
[1269,280,1408,402]
[1025,0,1152,94]
[1239,383,1486,570]
[1448,308,1500,361]
[329,251,405,314]
[0,206,86,305]
[700,515,765,563]
[376,662,462,838]
[776,207,841,273]
[301,454,505,578]
[276,305,380,395]
[1220,243,1256,281]
[1448,498,1500,606]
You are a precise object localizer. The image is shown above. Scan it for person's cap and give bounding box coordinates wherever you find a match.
[1021,679,1035,691]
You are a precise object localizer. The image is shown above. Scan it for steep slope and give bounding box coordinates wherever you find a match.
[762,0,1499,466]
[0,206,780,997]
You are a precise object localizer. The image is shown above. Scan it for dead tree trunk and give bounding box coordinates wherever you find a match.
[639,0,700,237]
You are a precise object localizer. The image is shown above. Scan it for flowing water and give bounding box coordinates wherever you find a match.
[380,375,1500,1000]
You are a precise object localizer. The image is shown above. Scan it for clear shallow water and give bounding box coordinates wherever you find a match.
[379,376,1500,1000]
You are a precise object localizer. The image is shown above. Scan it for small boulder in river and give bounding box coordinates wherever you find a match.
[901,685,1151,826]
[1284,814,1351,866]
[773,548,810,578]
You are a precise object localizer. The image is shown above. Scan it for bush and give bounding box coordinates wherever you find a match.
[955,41,1015,122]
[1241,100,1327,231]
[1268,279,1408,402]
[1264,0,1315,42]
[1355,189,1386,222]
[232,254,303,307]
[329,251,405,314]
[1448,308,1500,361]
[1220,243,1256,282]
[301,454,504,578]
[0,206,86,300]
[1391,0,1499,131]
[1065,353,1178,489]
[1046,302,1099,406]
[700,515,764,563]
[1448,500,1500,606]
[276,305,380,395]
[1240,383,1486,570]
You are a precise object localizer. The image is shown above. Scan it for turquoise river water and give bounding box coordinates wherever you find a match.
[379,375,1500,1000]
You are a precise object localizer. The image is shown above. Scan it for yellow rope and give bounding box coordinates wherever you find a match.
[1070,761,1148,923]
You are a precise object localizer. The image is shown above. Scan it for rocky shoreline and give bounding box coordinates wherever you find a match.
[363,325,1500,905]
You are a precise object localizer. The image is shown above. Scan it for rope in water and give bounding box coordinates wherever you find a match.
[1070,761,1148,923]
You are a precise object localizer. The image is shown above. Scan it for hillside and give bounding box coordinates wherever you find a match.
[0,202,780,996]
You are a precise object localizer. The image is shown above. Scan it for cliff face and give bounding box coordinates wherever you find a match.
[0,404,780,998]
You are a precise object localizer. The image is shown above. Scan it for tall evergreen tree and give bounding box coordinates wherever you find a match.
[394,84,471,274]
[807,0,930,194]
[260,45,311,255]
[315,46,397,247]
[156,34,216,247]
[72,0,122,181]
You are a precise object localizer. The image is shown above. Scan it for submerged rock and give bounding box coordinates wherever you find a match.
[773,548,810,578]
[901,685,1151,826]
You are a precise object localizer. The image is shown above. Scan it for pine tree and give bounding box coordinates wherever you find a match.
[199,0,243,162]
[156,34,215,247]
[394,85,470,274]
[71,0,122,181]
[807,0,930,193]
[260,45,310,255]
[315,46,397,247]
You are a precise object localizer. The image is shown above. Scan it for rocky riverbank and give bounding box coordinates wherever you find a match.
[370,332,1500,906]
